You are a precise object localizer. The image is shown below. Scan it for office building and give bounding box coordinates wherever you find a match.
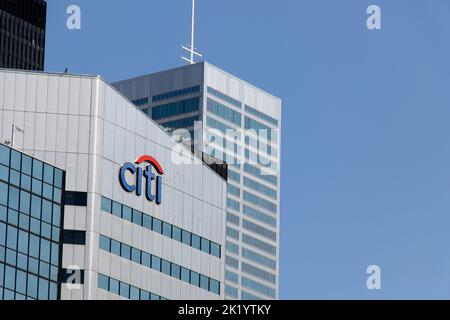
[0,0,47,71]
[0,68,227,300]
[113,62,281,300]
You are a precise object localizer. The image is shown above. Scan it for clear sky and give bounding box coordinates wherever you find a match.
[45,0,450,299]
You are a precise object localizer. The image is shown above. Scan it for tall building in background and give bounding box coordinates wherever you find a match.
[0,68,227,300]
[0,0,47,71]
[113,62,282,300]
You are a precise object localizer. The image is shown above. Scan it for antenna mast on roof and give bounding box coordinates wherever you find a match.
[181,0,203,64]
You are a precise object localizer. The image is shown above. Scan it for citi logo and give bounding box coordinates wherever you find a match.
[119,155,164,205]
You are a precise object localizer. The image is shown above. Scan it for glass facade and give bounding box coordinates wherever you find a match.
[0,144,65,300]
[152,98,200,120]
[131,97,149,107]
[207,99,241,126]
[207,87,242,108]
[160,116,199,131]
[245,105,278,127]
[153,85,200,102]
[204,87,280,300]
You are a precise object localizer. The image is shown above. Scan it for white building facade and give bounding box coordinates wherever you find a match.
[0,68,227,300]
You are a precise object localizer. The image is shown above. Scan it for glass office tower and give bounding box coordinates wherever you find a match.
[0,143,64,300]
[113,62,282,300]
[0,0,47,70]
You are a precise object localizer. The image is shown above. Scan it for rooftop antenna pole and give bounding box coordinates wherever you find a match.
[11,125,24,148]
[190,0,195,63]
[182,0,203,64]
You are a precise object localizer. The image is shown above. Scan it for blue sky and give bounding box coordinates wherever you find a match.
[45,0,450,299]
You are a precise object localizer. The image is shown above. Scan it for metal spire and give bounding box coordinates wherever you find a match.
[182,0,202,64]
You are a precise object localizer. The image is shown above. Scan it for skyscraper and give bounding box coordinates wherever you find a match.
[0,0,47,71]
[114,62,282,300]
[0,68,227,300]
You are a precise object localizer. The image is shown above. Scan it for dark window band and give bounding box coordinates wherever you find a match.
[62,230,86,245]
[60,268,85,284]
[100,196,221,258]
[99,235,220,295]
[64,191,87,206]
[98,273,167,300]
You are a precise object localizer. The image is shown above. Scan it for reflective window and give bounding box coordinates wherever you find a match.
[131,248,141,264]
[200,275,209,291]
[119,282,129,298]
[207,98,241,126]
[153,85,200,102]
[210,279,220,295]
[141,252,151,267]
[100,197,112,213]
[98,274,109,290]
[30,195,41,219]
[110,240,120,256]
[10,150,21,171]
[20,174,31,191]
[207,87,242,108]
[19,191,30,214]
[142,214,152,229]
[99,235,110,251]
[130,286,139,300]
[7,225,17,249]
[97,274,166,300]
[161,260,171,276]
[120,244,131,260]
[32,159,43,180]
[27,274,38,299]
[171,264,181,279]
[10,169,20,186]
[0,182,7,206]
[210,243,221,258]
[112,201,122,218]
[32,179,42,196]
[109,278,119,295]
[191,234,201,250]
[201,238,210,254]
[190,271,200,287]
[8,186,19,210]
[100,197,221,259]
[151,256,161,271]
[245,105,278,126]
[182,230,191,245]
[0,165,8,182]
[43,164,54,185]
[172,226,182,242]
[99,235,221,295]
[132,209,142,225]
[54,169,63,189]
[42,183,53,201]
[0,144,10,166]
[225,285,238,298]
[225,270,238,284]
[152,98,200,120]
[152,218,162,234]
[181,267,190,283]
[162,222,172,237]
[41,200,52,223]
